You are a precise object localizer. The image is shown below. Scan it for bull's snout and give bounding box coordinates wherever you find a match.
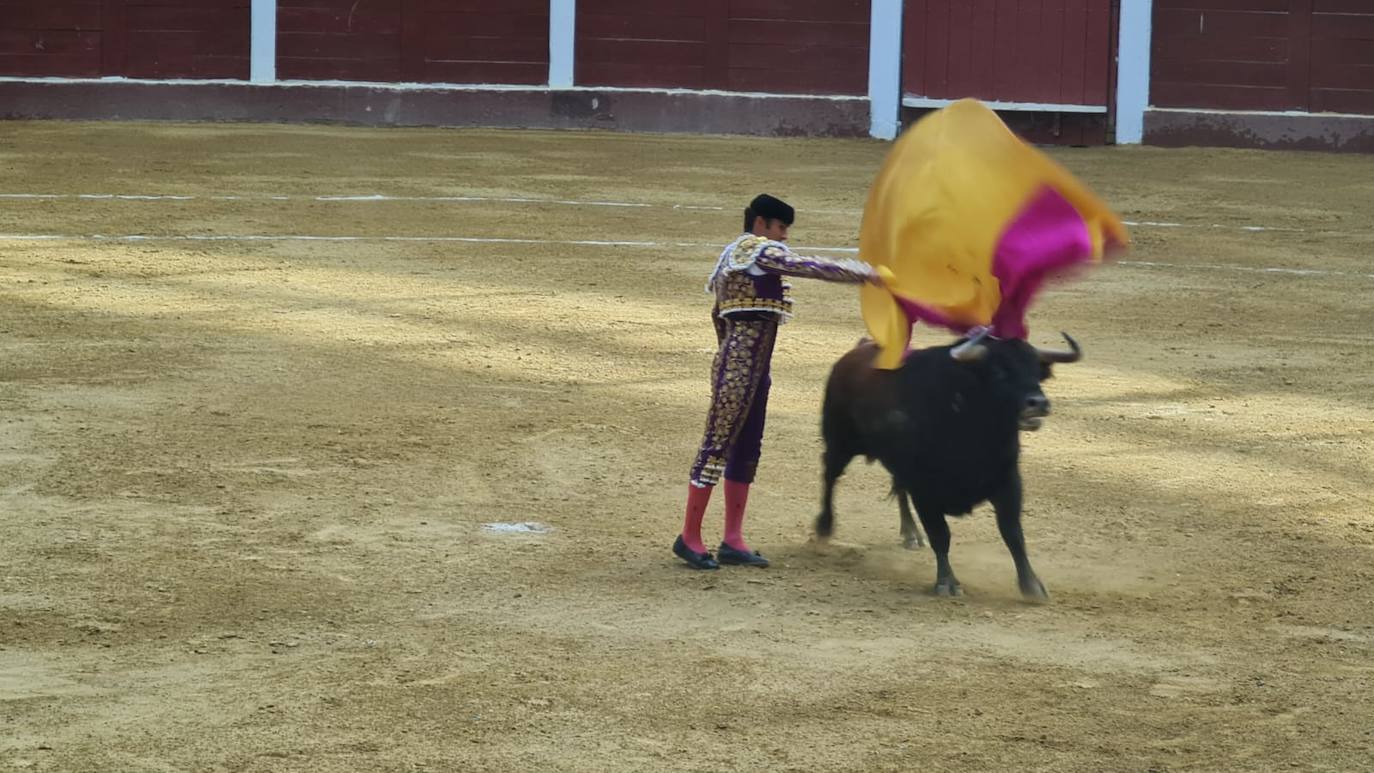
[1019,394,1050,431]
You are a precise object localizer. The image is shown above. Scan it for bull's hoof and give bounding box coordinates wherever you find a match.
[1020,577,1049,603]
[814,514,834,539]
[902,534,924,550]
[933,578,963,597]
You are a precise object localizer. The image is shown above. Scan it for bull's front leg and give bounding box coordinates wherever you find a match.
[990,475,1048,602]
[913,504,960,596]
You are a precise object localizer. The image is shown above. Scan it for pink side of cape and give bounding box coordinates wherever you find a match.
[890,184,1095,351]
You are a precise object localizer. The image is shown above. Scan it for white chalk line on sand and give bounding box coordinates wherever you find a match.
[2,233,1367,280]
[0,192,1332,233]
[0,233,722,249]
[1117,260,1372,279]
[0,192,729,211]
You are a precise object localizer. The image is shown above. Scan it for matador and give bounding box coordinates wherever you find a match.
[674,193,878,570]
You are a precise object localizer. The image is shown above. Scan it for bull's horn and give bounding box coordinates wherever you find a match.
[950,328,991,363]
[1037,332,1082,364]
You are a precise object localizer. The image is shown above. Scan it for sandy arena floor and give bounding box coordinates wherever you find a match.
[1,122,1373,772]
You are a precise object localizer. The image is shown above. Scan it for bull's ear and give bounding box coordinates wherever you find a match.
[1039,362,1054,381]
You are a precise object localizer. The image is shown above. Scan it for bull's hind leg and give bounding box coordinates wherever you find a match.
[990,475,1048,602]
[895,486,924,549]
[914,505,961,597]
[815,446,855,540]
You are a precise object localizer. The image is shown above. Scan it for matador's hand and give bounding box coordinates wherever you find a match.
[868,265,897,287]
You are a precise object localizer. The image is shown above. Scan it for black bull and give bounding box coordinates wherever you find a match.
[815,329,1081,600]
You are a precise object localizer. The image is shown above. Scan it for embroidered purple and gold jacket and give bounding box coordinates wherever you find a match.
[707,234,875,322]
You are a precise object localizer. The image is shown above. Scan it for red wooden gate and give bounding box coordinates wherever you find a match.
[901,1,1115,108]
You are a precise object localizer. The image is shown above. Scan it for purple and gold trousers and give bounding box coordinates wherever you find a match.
[689,311,779,487]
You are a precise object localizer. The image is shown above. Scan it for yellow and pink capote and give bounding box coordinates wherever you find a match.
[859,99,1131,369]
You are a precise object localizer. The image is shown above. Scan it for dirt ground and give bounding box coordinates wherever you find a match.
[1,121,1372,772]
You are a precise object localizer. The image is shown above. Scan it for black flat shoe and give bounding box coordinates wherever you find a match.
[717,543,769,567]
[673,536,720,570]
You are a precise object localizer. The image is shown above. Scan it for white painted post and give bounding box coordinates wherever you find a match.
[549,0,576,88]
[868,0,904,140]
[1116,0,1153,144]
[250,0,277,83]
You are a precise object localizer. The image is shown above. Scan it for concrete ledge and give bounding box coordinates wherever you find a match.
[1144,108,1374,153]
[0,79,872,138]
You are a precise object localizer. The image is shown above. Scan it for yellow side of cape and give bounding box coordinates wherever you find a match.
[859,99,1128,369]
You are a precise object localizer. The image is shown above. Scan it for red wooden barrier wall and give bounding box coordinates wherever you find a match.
[902,0,1114,107]
[277,0,549,84]
[0,1,102,77]
[0,0,249,79]
[0,0,547,84]
[1152,0,1295,110]
[1152,0,1374,115]
[277,0,403,82]
[575,0,870,95]
[122,0,250,78]
[405,0,548,85]
[1308,0,1374,114]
